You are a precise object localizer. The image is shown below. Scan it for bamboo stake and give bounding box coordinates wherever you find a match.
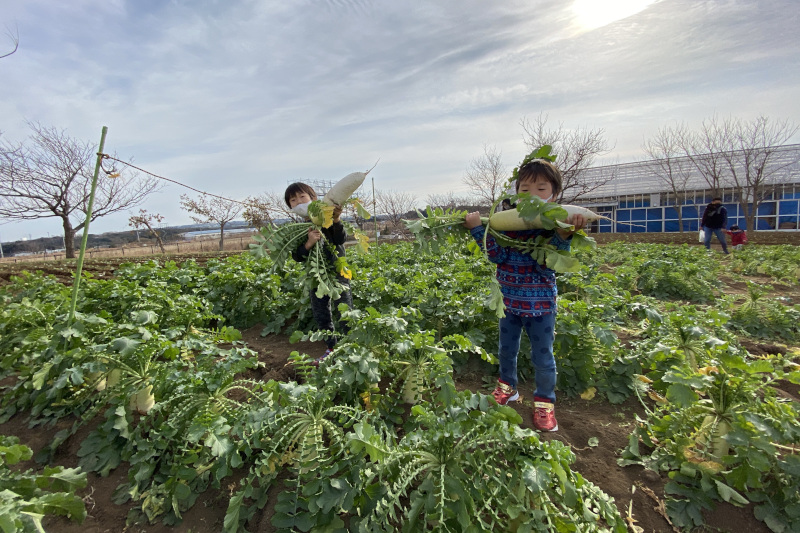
[68,126,108,322]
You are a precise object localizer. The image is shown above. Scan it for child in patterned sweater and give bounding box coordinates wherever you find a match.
[463,159,586,432]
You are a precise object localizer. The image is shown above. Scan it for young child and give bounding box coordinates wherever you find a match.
[463,160,586,432]
[285,182,353,365]
[725,224,748,250]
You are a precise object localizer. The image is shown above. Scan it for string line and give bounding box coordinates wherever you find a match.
[99,153,249,206]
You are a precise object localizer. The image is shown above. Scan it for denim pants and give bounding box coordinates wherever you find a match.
[703,226,729,253]
[310,285,353,349]
[498,311,557,402]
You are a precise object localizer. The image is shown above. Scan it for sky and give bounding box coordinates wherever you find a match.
[1,0,799,243]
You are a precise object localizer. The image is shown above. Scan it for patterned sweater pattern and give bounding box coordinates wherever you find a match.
[470,225,571,317]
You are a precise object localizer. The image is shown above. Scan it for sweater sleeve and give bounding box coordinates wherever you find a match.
[292,242,310,263]
[549,232,573,251]
[469,225,508,264]
[323,221,347,245]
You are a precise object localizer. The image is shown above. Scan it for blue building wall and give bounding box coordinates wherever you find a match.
[594,193,800,233]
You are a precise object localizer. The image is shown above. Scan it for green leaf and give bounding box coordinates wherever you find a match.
[665,383,699,407]
[109,337,140,356]
[545,251,580,273]
[205,431,234,457]
[714,479,748,505]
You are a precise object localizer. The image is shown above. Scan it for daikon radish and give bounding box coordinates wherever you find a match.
[322,161,378,206]
[486,204,610,231]
[129,385,155,415]
[88,371,106,391]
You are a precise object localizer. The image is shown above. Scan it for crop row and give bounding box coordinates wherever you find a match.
[0,241,799,531]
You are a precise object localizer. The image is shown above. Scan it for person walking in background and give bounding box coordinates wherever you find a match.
[701,197,729,254]
[725,224,748,250]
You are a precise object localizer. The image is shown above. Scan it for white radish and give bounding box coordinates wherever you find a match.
[486,204,610,231]
[322,161,378,206]
[402,366,423,405]
[88,372,107,392]
[129,385,155,415]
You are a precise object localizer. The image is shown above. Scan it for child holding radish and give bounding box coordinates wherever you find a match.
[463,159,586,432]
[285,182,353,365]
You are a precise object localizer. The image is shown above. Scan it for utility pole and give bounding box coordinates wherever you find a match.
[372,177,378,249]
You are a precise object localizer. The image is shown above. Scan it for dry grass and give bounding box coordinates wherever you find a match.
[0,232,259,264]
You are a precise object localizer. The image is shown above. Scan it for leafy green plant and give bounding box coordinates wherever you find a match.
[225,383,369,532]
[0,434,87,532]
[555,300,620,399]
[350,393,627,532]
[727,281,800,341]
[621,353,800,531]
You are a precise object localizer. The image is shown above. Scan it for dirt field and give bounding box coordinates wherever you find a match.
[4,326,793,532]
[1,248,798,532]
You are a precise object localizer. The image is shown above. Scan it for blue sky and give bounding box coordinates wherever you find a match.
[1,0,799,242]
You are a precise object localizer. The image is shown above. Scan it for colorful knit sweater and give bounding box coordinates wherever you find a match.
[470,225,572,317]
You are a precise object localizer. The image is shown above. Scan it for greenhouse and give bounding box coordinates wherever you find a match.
[577,144,800,233]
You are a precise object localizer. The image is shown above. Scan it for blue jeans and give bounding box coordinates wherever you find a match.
[498,312,557,402]
[703,226,729,253]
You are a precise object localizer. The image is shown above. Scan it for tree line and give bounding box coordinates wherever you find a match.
[1,114,797,258]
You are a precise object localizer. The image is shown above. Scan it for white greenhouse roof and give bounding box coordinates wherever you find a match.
[580,144,800,199]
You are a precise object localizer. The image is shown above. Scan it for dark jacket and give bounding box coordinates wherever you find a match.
[292,222,347,264]
[701,203,728,229]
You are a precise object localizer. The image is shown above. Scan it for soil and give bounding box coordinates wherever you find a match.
[2,327,778,533]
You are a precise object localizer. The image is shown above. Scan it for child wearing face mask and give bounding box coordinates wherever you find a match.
[463,159,586,432]
[284,182,352,365]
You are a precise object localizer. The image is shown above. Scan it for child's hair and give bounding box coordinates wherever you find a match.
[515,159,563,198]
[712,196,722,202]
[284,182,317,207]
[730,224,740,231]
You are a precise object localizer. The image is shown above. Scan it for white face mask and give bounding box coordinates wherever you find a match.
[543,195,553,203]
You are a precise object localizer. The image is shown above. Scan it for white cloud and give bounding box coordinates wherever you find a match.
[1,0,799,242]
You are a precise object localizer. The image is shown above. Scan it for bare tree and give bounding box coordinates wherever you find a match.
[718,115,800,235]
[520,113,614,203]
[425,191,475,209]
[242,191,294,228]
[681,114,731,194]
[0,122,161,258]
[180,194,243,251]
[129,209,167,253]
[642,123,695,232]
[1,25,19,59]
[462,145,507,206]
[374,189,417,235]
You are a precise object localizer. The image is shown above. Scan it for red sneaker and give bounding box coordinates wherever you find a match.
[492,380,520,405]
[532,400,558,432]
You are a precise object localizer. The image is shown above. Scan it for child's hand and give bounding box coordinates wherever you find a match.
[305,228,322,250]
[332,205,343,222]
[463,211,483,229]
[556,214,586,239]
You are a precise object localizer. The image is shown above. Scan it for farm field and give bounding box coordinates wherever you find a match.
[1,240,799,533]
